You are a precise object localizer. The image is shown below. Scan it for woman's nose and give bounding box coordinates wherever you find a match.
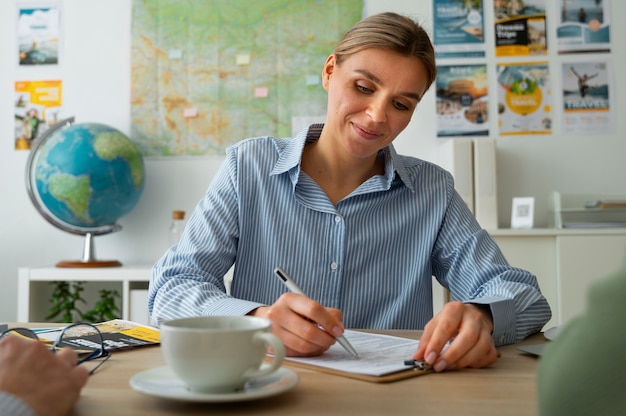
[366,98,387,123]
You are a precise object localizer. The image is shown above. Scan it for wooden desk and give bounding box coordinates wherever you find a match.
[69,330,544,416]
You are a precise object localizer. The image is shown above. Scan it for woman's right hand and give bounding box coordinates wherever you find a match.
[249,293,345,356]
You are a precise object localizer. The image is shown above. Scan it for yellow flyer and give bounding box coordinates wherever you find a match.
[14,80,63,150]
[496,62,551,135]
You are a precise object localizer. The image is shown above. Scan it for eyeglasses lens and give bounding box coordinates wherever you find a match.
[0,328,39,341]
[55,323,111,375]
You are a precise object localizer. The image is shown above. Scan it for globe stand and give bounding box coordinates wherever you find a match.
[56,232,122,268]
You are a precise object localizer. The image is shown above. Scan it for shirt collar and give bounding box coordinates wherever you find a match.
[271,124,415,193]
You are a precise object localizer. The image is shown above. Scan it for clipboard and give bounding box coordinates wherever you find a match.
[285,358,433,383]
[281,330,435,383]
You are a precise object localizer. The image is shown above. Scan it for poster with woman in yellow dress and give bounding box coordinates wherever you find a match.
[14,80,63,150]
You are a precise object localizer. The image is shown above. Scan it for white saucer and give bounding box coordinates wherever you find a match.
[129,365,299,402]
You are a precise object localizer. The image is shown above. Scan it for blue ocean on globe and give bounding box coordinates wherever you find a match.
[33,123,145,228]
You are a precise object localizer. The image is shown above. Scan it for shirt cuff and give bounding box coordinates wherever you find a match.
[0,392,36,416]
[467,297,515,346]
[203,297,266,317]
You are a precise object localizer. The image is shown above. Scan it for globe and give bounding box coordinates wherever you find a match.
[26,118,145,267]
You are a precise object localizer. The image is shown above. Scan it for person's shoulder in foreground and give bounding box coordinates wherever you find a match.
[537,264,626,415]
[0,335,89,416]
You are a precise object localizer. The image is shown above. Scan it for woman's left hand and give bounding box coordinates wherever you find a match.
[412,301,498,372]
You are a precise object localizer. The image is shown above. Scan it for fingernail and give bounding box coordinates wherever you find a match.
[434,360,447,373]
[331,326,343,337]
[426,351,437,364]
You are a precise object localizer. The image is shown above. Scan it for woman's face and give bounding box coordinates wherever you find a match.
[322,47,430,160]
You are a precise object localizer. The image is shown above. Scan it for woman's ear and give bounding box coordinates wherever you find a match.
[321,54,336,90]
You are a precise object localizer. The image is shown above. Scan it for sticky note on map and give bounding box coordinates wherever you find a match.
[236,54,251,65]
[183,107,198,118]
[254,87,269,98]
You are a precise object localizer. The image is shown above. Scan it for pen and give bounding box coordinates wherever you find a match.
[273,267,359,358]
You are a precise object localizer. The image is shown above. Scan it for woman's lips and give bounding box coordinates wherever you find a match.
[353,123,382,140]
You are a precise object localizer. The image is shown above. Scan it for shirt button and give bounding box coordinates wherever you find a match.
[334,215,341,224]
[330,262,338,271]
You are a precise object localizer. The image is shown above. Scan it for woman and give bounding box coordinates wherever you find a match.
[150,12,551,372]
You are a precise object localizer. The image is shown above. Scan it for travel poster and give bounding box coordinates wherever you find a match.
[496,62,551,135]
[433,0,485,58]
[561,61,614,135]
[16,3,61,66]
[436,64,489,137]
[15,80,64,150]
[494,0,547,57]
[556,0,611,54]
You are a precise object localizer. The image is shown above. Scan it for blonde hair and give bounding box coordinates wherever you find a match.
[333,12,436,89]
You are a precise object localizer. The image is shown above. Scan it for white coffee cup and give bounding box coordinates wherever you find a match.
[160,316,285,393]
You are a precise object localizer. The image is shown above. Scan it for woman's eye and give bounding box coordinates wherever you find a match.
[356,84,372,93]
[394,101,409,111]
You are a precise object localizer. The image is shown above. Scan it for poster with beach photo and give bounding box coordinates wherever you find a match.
[496,62,551,135]
[436,64,489,137]
[556,0,611,54]
[561,61,614,135]
[16,2,62,66]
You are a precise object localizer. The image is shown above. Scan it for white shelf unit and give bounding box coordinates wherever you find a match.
[18,265,152,323]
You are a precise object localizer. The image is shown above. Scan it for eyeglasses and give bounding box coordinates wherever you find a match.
[0,322,111,375]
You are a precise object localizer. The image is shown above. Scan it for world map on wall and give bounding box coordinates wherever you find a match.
[131,0,363,156]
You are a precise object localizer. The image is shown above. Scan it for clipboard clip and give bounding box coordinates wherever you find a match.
[403,359,432,371]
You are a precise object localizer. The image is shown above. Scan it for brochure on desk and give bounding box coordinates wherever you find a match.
[36,319,160,354]
[285,330,433,383]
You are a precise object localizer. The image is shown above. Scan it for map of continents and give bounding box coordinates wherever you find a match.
[131,0,363,156]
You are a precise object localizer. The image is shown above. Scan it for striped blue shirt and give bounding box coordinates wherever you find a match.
[0,392,35,416]
[150,124,551,346]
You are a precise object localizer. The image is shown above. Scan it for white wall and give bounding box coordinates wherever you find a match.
[1,0,625,321]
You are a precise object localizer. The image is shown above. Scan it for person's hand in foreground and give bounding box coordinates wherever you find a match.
[251,292,344,356]
[0,335,89,416]
[413,301,498,372]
